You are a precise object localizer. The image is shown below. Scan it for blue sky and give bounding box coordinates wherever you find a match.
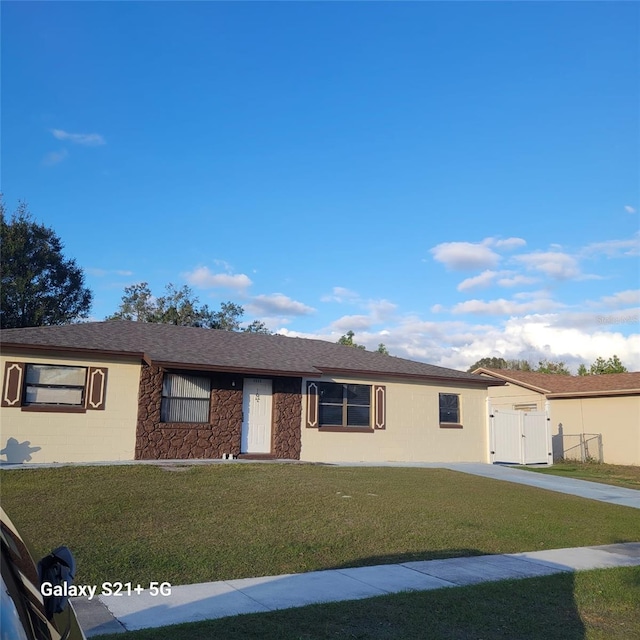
[3,1,639,372]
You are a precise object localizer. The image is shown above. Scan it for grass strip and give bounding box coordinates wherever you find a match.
[518,461,640,489]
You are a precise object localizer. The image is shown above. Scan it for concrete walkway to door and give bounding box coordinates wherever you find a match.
[333,461,640,509]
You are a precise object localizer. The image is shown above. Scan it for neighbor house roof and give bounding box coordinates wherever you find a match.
[474,367,640,398]
[1,321,499,385]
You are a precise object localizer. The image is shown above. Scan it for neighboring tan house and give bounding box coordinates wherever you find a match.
[1,321,503,465]
[475,368,640,466]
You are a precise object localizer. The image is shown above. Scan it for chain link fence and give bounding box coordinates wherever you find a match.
[554,432,603,463]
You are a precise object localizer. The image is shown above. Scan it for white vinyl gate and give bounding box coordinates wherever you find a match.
[489,405,552,465]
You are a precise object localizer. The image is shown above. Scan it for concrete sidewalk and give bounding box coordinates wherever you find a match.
[443,463,640,508]
[73,542,640,636]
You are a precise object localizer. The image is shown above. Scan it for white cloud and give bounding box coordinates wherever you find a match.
[277,327,324,339]
[430,241,501,271]
[597,289,640,308]
[390,314,638,372]
[184,266,252,291]
[496,274,538,288]
[51,129,106,146]
[321,298,397,334]
[549,308,640,331]
[624,205,636,214]
[319,290,397,328]
[366,299,397,321]
[458,268,539,291]
[581,235,640,258]
[500,316,640,371]
[279,309,640,373]
[493,237,527,250]
[452,296,562,316]
[457,270,499,291]
[330,314,373,332]
[512,289,552,301]
[248,294,315,316]
[42,149,68,166]
[514,251,581,280]
[321,287,360,303]
[213,259,234,271]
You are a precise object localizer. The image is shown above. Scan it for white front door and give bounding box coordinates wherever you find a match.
[241,378,273,454]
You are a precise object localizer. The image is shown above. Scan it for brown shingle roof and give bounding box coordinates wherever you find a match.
[475,367,640,397]
[1,321,496,385]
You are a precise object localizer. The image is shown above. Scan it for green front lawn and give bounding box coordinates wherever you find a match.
[94,566,640,640]
[519,461,640,489]
[1,464,638,587]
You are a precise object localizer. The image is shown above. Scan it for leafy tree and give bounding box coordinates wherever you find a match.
[106,282,157,322]
[156,283,216,327]
[210,301,243,331]
[243,319,271,334]
[535,359,571,375]
[577,363,588,376]
[1,199,92,327]
[337,330,366,350]
[507,359,533,371]
[376,343,389,355]
[588,355,627,375]
[108,282,215,326]
[107,282,270,332]
[467,357,533,373]
[467,357,508,373]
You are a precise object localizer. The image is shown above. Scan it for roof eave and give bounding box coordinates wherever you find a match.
[151,360,318,378]
[547,389,640,399]
[474,368,551,394]
[317,367,504,386]
[0,341,146,361]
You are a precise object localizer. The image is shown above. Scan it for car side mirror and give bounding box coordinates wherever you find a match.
[37,546,77,619]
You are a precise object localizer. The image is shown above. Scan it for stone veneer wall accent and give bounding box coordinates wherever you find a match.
[135,364,243,460]
[272,377,302,459]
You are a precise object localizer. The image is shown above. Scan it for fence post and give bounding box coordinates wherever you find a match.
[597,434,603,463]
[487,399,494,464]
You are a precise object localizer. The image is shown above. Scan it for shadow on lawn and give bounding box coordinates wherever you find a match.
[90,548,587,639]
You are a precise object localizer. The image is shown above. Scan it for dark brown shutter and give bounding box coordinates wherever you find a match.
[306,381,319,428]
[86,367,108,410]
[1,362,25,408]
[373,385,386,429]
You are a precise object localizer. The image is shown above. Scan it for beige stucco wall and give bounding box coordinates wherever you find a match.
[0,351,141,464]
[300,375,490,463]
[551,395,640,466]
[483,379,545,411]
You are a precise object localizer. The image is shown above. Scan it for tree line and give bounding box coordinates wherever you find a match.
[106,282,269,333]
[466,355,628,375]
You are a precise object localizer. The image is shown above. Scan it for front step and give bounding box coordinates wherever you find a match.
[236,453,277,460]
